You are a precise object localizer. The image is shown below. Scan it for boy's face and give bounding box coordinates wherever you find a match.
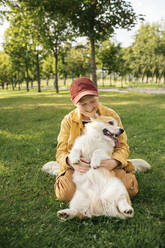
[76,96,99,118]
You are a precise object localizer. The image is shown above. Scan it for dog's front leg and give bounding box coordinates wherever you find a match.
[91,149,110,169]
[68,148,81,164]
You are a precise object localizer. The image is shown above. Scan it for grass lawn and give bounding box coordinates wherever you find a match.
[0,89,165,248]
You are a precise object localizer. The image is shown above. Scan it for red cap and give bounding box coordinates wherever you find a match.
[70,77,98,104]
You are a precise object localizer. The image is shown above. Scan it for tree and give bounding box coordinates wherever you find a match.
[58,43,72,85]
[119,47,133,82]
[42,54,54,86]
[131,22,165,84]
[65,0,141,85]
[0,51,11,89]
[15,0,141,86]
[59,44,91,81]
[4,21,36,91]
[5,0,75,93]
[155,23,165,85]
[98,41,122,74]
[38,12,73,93]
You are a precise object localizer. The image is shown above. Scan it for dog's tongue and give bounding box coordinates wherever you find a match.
[115,139,120,148]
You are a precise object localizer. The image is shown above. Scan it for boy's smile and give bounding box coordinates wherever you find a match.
[76,96,99,119]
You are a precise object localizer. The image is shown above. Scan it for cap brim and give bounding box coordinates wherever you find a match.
[72,90,98,104]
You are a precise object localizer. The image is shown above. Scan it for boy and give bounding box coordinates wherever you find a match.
[55,77,138,202]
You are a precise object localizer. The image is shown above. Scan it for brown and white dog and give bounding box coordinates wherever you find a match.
[42,116,151,219]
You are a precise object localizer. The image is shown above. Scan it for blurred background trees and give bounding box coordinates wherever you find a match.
[0,0,165,91]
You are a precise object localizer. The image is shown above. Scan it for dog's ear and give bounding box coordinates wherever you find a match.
[90,113,99,121]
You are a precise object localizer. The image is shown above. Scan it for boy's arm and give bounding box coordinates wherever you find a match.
[111,114,129,168]
[56,117,71,174]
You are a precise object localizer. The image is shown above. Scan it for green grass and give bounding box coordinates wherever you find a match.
[0,89,165,248]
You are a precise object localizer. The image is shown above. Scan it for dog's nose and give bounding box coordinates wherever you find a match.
[119,128,124,134]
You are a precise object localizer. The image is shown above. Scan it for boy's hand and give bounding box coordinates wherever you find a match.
[67,156,90,174]
[99,159,120,171]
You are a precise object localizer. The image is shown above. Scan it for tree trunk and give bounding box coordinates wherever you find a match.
[155,75,158,84]
[54,50,59,93]
[102,71,104,87]
[18,82,21,91]
[26,65,29,92]
[30,81,33,89]
[146,75,149,84]
[11,82,15,90]
[46,77,49,86]
[141,74,145,83]
[90,38,97,87]
[151,73,154,82]
[64,77,66,86]
[121,77,124,88]
[36,52,41,92]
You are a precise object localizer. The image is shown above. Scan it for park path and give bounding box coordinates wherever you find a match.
[99,88,165,94]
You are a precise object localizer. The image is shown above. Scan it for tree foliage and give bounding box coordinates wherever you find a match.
[0,1,165,90]
[15,0,140,85]
[131,22,165,83]
[98,41,122,74]
[3,8,37,91]
[64,0,141,85]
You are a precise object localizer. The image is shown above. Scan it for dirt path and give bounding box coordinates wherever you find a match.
[99,88,165,94]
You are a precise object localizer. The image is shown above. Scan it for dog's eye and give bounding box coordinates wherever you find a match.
[108,121,114,125]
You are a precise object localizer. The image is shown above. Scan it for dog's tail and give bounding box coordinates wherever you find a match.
[41,161,59,175]
[128,159,151,172]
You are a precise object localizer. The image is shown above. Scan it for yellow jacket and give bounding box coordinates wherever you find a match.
[56,104,134,176]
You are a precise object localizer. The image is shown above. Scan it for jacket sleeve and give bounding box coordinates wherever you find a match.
[111,113,129,168]
[56,116,71,173]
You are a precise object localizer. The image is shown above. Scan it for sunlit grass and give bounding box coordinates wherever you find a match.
[0,90,165,248]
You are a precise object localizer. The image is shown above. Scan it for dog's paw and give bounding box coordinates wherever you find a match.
[90,159,100,169]
[91,164,100,169]
[68,153,80,165]
[117,198,134,218]
[70,158,80,165]
[123,208,134,216]
[119,205,134,218]
[57,209,76,219]
[57,210,70,219]
[91,150,109,169]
